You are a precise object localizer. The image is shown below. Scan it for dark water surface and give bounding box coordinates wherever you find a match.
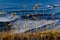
[0,0,60,32]
[0,0,60,14]
[0,0,60,19]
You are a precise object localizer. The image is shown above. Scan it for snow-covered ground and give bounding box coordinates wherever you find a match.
[0,14,60,33]
[13,19,60,33]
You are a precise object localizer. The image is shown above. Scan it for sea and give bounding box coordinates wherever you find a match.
[0,0,60,33]
[0,0,60,15]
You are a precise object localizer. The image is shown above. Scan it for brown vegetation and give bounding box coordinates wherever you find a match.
[0,30,60,40]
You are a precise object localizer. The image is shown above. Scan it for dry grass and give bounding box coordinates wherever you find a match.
[0,30,60,40]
